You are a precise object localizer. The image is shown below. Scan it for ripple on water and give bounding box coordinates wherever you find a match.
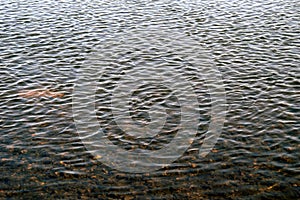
[0,0,299,199]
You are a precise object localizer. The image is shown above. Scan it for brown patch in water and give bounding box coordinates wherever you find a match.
[18,89,64,98]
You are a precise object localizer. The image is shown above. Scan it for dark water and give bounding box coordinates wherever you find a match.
[0,0,299,199]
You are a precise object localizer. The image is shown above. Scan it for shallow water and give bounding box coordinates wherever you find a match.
[0,0,299,199]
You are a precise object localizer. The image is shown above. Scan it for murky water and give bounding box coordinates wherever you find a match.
[0,0,299,199]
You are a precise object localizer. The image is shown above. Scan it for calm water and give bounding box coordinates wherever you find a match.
[0,0,299,199]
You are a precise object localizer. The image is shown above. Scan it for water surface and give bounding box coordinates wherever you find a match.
[0,0,299,199]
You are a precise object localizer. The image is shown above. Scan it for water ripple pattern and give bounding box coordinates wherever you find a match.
[0,0,299,199]
[73,15,226,173]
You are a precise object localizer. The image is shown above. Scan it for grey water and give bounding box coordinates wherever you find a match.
[0,0,299,199]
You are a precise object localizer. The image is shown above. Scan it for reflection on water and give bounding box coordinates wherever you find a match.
[0,0,299,198]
